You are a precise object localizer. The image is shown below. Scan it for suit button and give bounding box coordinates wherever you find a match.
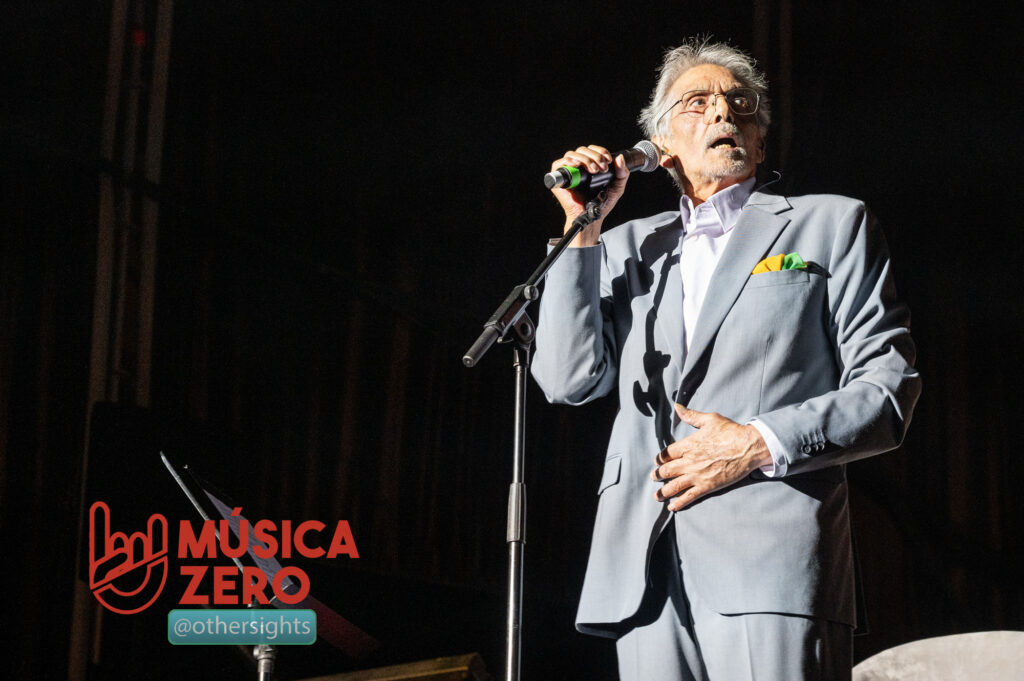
[802,444,812,454]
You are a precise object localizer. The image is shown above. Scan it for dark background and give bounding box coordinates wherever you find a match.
[2,2,1021,680]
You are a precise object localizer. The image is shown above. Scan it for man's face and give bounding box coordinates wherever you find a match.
[656,64,765,198]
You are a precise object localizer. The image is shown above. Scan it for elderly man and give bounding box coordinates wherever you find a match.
[532,38,921,681]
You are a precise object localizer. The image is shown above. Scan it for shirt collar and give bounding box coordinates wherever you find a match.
[678,176,757,237]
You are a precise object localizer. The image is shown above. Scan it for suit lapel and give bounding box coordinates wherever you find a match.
[677,191,792,402]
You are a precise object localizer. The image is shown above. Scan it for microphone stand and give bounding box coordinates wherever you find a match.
[463,191,607,681]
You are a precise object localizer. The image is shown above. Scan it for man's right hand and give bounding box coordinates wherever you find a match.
[550,144,631,247]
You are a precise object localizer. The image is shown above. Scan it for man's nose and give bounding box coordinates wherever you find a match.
[705,93,734,123]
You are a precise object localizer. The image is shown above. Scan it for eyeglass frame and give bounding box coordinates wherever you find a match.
[658,87,761,125]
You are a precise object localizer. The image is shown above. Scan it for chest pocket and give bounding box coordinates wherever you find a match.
[745,268,809,289]
[735,268,816,324]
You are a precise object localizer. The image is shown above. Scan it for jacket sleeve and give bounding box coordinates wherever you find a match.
[531,242,619,406]
[754,202,922,474]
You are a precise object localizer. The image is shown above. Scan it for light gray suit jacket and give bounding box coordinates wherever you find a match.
[532,189,921,637]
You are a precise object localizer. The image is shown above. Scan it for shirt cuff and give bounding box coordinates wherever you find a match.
[749,419,789,477]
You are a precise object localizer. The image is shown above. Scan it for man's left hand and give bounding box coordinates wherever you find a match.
[652,404,773,511]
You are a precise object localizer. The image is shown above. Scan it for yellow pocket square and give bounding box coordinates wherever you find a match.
[752,252,807,274]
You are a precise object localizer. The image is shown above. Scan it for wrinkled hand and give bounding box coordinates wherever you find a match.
[651,404,772,511]
[549,144,630,247]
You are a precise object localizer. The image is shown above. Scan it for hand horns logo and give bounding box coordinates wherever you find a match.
[89,501,169,615]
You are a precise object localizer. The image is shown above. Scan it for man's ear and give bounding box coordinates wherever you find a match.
[756,133,767,163]
[652,136,675,168]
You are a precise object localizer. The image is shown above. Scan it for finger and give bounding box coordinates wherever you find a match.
[613,154,631,179]
[654,474,692,502]
[555,156,602,176]
[551,154,582,172]
[569,147,611,173]
[127,531,149,570]
[676,404,710,427]
[90,501,111,564]
[148,514,169,557]
[651,461,685,482]
[586,145,614,164]
[654,440,682,467]
[600,157,631,209]
[661,436,689,462]
[551,151,596,171]
[564,147,607,164]
[668,486,708,511]
[109,530,128,553]
[651,447,687,480]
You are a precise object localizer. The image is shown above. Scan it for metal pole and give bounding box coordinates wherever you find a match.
[505,342,529,681]
[464,194,603,681]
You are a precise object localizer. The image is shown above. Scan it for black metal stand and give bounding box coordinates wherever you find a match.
[463,192,607,681]
[462,192,607,370]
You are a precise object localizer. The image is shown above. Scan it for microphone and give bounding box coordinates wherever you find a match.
[543,140,661,192]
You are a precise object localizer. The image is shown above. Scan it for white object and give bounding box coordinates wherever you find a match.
[853,631,1024,681]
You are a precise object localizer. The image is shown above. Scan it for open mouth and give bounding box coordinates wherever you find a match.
[710,136,738,149]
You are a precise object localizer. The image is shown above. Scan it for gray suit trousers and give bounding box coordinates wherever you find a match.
[614,522,853,681]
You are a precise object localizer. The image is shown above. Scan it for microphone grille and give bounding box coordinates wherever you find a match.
[632,140,661,172]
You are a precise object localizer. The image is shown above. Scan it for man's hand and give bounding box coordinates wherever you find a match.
[549,145,630,247]
[651,404,773,511]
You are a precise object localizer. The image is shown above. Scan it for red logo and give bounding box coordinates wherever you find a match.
[88,500,359,613]
[89,501,169,614]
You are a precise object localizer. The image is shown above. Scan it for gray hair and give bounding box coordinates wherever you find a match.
[638,37,771,140]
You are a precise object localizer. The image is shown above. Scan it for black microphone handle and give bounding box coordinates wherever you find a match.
[543,144,659,191]
[543,167,611,192]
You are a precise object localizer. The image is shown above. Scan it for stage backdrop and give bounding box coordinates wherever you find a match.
[1,2,1021,679]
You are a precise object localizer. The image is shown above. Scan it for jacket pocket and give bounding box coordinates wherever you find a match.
[746,269,810,288]
[598,455,621,494]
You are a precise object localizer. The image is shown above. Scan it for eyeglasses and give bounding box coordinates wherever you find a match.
[659,87,760,122]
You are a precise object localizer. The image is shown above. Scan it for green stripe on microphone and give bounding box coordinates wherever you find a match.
[565,165,582,188]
